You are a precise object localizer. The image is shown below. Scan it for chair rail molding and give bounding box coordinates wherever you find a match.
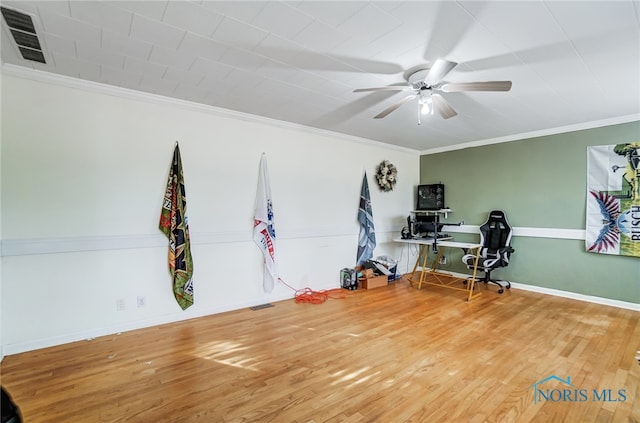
[1,225,585,257]
[443,225,585,240]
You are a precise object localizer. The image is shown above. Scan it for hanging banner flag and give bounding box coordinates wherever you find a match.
[585,143,640,257]
[253,153,278,293]
[159,143,194,310]
[357,172,376,266]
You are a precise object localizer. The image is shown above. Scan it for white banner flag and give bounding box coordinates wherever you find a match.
[253,153,278,292]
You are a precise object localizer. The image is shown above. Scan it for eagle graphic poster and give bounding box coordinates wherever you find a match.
[585,143,640,257]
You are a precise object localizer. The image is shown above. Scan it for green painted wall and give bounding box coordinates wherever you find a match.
[420,121,640,303]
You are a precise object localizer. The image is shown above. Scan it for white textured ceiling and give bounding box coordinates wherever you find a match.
[2,1,639,151]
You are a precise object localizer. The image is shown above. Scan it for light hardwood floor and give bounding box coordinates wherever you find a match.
[1,275,639,422]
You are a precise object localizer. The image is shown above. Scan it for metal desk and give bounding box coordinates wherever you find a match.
[394,238,483,301]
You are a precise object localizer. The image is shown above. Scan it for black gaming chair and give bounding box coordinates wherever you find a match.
[462,210,514,293]
[1,386,23,423]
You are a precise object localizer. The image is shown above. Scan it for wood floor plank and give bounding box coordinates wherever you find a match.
[1,276,638,422]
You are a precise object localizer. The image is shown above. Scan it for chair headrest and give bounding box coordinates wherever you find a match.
[487,210,509,225]
[489,210,506,220]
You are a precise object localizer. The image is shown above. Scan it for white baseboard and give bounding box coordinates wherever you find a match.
[3,276,636,357]
[2,291,296,356]
[411,269,639,311]
[509,282,639,311]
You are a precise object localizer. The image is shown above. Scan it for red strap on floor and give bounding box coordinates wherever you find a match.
[279,278,349,304]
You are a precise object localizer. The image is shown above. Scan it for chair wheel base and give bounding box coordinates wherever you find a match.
[495,280,511,294]
[464,278,511,294]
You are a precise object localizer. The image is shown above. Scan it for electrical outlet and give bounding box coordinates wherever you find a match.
[439,256,447,265]
[116,298,126,311]
[137,296,146,308]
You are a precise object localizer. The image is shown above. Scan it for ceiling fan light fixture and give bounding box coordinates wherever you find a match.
[419,92,433,115]
[353,59,511,121]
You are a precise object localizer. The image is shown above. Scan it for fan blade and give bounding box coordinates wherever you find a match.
[432,93,457,119]
[374,95,417,119]
[354,86,413,93]
[424,59,458,85]
[441,81,512,92]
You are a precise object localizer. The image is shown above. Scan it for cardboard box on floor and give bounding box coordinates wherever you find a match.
[353,266,389,289]
[358,274,388,289]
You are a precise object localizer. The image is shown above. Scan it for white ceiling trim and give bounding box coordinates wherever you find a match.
[420,114,640,155]
[1,1,638,151]
[1,63,421,155]
[3,63,637,157]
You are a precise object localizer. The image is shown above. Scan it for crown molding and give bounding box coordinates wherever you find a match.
[1,64,420,155]
[3,64,637,157]
[420,114,640,155]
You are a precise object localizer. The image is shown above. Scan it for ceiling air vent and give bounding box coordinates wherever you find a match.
[1,6,46,64]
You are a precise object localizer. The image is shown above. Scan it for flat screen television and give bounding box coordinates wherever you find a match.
[416,184,445,210]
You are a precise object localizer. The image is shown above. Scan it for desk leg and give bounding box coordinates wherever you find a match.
[408,245,423,288]
[410,245,422,276]
[417,245,430,289]
[431,246,445,272]
[467,247,482,301]
[416,245,446,289]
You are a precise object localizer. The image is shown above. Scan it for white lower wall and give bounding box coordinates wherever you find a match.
[1,71,420,355]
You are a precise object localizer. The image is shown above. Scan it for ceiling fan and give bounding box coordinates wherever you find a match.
[353,59,512,124]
